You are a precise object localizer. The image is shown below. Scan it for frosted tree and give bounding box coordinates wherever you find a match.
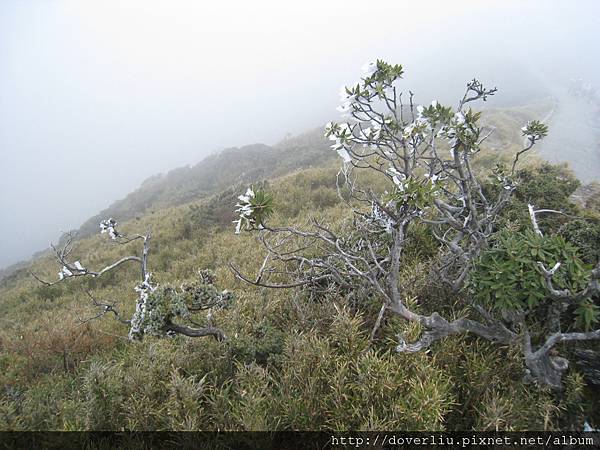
[33,219,231,341]
[232,60,600,389]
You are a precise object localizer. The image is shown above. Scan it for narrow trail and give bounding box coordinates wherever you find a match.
[537,88,600,183]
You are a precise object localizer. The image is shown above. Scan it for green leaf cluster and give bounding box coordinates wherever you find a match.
[130,285,191,339]
[522,120,549,141]
[386,177,438,211]
[364,60,404,85]
[247,189,274,227]
[419,102,454,126]
[470,230,590,315]
[452,109,482,149]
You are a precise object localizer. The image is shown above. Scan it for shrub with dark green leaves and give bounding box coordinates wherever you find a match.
[558,218,600,265]
[514,163,580,209]
[470,229,592,325]
[487,162,581,233]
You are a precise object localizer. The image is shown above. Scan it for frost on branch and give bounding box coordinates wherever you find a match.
[228,60,600,390]
[35,219,229,342]
[129,272,157,340]
[100,218,120,240]
[129,270,233,340]
[233,187,274,234]
[521,120,549,144]
[325,122,354,163]
[58,266,72,280]
[234,188,256,234]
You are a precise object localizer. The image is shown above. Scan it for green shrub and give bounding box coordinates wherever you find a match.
[514,162,580,210]
[558,218,600,265]
[493,163,581,233]
[470,229,589,315]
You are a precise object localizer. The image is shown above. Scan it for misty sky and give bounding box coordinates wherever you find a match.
[1,0,600,268]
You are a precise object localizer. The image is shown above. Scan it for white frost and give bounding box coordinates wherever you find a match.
[337,148,352,163]
[361,61,377,77]
[454,112,465,125]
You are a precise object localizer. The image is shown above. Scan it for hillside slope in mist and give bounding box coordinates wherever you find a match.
[74,129,334,240]
[2,96,600,432]
[0,100,554,280]
[0,99,562,287]
[0,129,333,280]
[73,98,566,240]
[537,87,600,183]
[6,95,597,283]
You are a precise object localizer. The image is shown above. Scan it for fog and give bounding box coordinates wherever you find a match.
[1,0,600,268]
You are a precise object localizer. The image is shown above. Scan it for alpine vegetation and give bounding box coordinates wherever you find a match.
[20,60,600,432]
[232,61,600,389]
[234,187,274,234]
[33,219,231,341]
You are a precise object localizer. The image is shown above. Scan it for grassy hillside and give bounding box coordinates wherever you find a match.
[1,101,598,431]
[74,128,334,240]
[0,128,333,283]
[0,102,547,281]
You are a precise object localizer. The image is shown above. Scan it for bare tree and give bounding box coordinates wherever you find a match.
[33,219,229,341]
[229,61,600,389]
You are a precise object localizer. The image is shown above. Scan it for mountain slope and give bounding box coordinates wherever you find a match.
[1,99,598,430]
[0,100,556,282]
[74,128,334,240]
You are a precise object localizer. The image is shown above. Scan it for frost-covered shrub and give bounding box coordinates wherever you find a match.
[34,217,231,343]
[232,60,600,391]
[129,285,190,339]
[130,270,234,340]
